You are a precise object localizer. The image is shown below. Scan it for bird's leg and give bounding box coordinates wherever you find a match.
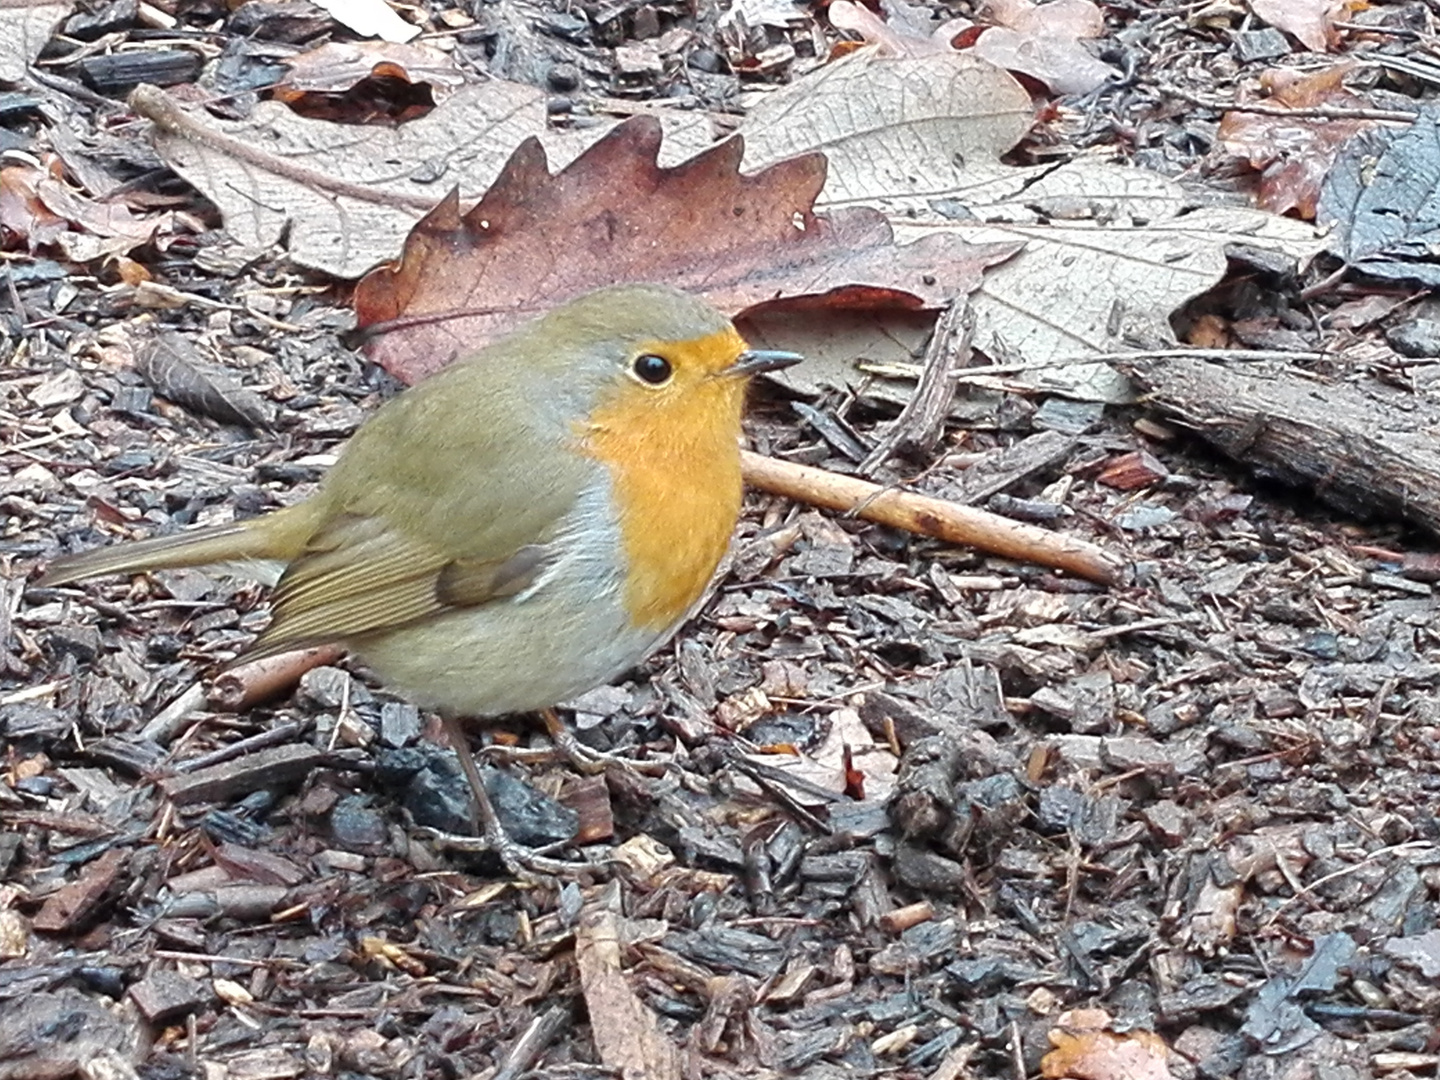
[437,714,590,879]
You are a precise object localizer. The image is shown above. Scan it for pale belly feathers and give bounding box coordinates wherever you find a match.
[348,478,679,716]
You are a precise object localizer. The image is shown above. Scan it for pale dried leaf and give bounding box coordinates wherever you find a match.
[829,1,948,56]
[279,41,466,98]
[740,60,1323,401]
[972,0,1115,93]
[970,27,1118,95]
[741,48,1035,209]
[1250,0,1342,51]
[137,82,713,277]
[985,0,1103,37]
[312,0,420,42]
[0,3,67,83]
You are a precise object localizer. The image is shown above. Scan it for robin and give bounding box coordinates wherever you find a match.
[40,283,802,874]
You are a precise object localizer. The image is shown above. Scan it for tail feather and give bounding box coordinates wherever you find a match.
[40,513,300,586]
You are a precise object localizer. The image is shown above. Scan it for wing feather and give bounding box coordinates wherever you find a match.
[245,514,551,661]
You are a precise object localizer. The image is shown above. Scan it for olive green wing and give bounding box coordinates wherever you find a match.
[243,515,553,661]
[244,355,589,661]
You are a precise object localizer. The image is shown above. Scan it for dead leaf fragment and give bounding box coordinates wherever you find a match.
[1,154,177,261]
[830,1,1118,93]
[1249,0,1344,51]
[969,0,1118,94]
[0,3,67,83]
[274,41,465,123]
[354,116,1020,384]
[0,160,68,250]
[1042,1008,1178,1080]
[134,328,277,430]
[1217,63,1381,218]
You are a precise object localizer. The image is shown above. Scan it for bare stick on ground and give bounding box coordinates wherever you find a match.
[741,451,1128,586]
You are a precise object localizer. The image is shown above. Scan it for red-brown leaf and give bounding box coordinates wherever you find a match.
[354,115,1020,384]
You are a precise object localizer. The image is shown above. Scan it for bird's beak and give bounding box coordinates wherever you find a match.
[727,349,804,378]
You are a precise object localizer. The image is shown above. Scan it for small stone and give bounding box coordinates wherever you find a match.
[546,61,580,91]
[330,795,388,851]
[316,849,367,873]
[1387,319,1440,358]
[379,702,421,748]
[29,369,85,408]
[1141,800,1190,846]
[687,48,723,73]
[631,4,660,38]
[129,968,207,1023]
[1232,27,1290,62]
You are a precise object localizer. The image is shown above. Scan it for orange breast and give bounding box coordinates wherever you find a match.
[580,334,748,632]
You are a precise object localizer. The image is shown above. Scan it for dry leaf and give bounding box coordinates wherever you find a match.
[0,4,67,83]
[1042,1009,1178,1080]
[133,328,277,430]
[273,41,465,123]
[1,155,176,261]
[1249,0,1344,51]
[738,49,1324,401]
[1217,63,1380,217]
[831,0,1119,94]
[132,82,713,278]
[0,161,68,250]
[354,116,1020,384]
[969,0,1117,94]
[829,1,949,56]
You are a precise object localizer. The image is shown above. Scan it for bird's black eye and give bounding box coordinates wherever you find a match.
[633,353,672,385]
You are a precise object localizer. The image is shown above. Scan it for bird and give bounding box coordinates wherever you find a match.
[40,283,802,875]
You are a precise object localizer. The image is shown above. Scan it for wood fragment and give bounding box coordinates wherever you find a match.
[33,848,127,933]
[576,905,681,1080]
[208,646,344,712]
[128,968,207,1024]
[861,300,972,475]
[494,1005,572,1080]
[741,451,1127,586]
[1124,353,1440,536]
[560,774,615,844]
[880,900,935,934]
[159,743,324,805]
[939,430,1077,506]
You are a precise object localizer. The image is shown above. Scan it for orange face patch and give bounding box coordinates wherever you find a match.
[577,327,751,631]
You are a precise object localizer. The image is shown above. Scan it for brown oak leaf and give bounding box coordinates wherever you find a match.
[353,114,1020,384]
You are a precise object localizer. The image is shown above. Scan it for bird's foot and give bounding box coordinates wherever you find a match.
[416,825,594,882]
[437,715,595,882]
[535,707,668,777]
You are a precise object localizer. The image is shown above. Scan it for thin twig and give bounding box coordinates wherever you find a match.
[859,347,1329,383]
[207,645,343,712]
[1158,82,1417,123]
[740,451,1128,586]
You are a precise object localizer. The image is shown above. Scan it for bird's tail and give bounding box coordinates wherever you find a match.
[39,508,307,586]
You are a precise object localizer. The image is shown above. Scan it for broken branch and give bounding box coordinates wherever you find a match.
[741,450,1128,586]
